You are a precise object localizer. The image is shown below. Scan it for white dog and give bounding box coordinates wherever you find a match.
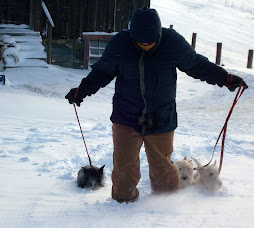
[172,156,195,188]
[191,156,223,191]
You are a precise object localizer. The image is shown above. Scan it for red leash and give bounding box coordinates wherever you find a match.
[73,88,92,166]
[202,80,246,173]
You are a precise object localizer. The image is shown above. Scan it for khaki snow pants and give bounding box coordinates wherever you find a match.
[111,123,180,202]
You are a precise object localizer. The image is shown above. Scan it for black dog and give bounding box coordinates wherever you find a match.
[77,165,105,189]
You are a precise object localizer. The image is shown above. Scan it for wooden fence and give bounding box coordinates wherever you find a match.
[170,25,253,69]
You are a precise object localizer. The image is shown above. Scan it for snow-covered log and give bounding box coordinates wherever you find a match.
[0,35,17,48]
[2,47,20,65]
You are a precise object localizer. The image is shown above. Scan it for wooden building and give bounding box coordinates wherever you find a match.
[0,0,150,39]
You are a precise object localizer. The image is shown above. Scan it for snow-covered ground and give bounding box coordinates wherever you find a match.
[0,0,254,227]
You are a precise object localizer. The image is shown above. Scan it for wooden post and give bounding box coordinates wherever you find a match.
[192,33,197,49]
[247,49,253,69]
[29,0,34,29]
[47,23,52,64]
[83,39,90,69]
[216,43,222,65]
[170,25,173,29]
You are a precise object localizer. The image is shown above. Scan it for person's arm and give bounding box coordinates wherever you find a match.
[171,31,247,90]
[65,36,119,106]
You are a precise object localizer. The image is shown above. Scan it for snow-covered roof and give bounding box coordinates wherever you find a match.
[82,32,118,36]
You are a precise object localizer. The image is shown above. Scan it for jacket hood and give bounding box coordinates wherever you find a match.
[130,8,162,43]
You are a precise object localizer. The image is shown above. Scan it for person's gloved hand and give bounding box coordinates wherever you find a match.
[65,88,84,106]
[226,74,248,92]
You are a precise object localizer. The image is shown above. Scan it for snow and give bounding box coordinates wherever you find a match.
[0,0,254,227]
[0,35,16,46]
[2,47,20,64]
[41,1,55,27]
[153,0,254,69]
[0,24,29,29]
[0,35,20,65]
[83,32,118,36]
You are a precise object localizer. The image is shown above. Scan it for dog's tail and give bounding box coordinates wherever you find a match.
[191,156,202,168]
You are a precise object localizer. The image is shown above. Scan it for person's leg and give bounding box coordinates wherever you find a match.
[111,123,143,202]
[144,131,180,193]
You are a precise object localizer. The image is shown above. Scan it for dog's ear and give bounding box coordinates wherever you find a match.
[188,160,193,164]
[99,165,105,173]
[184,156,187,160]
[213,160,217,166]
[191,156,202,167]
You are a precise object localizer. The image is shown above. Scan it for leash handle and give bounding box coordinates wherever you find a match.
[73,88,92,166]
[73,87,79,103]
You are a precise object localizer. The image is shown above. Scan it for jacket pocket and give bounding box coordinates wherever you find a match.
[156,65,175,88]
[119,64,140,91]
[154,102,176,127]
[123,64,139,80]
[113,94,141,119]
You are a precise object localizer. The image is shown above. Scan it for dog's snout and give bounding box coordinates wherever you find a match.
[182,176,187,180]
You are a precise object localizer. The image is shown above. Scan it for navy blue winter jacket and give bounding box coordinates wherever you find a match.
[78,9,228,136]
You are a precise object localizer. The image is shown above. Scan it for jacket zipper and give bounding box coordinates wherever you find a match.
[138,53,147,136]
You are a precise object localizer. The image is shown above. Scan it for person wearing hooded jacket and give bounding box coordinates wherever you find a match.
[66,7,248,203]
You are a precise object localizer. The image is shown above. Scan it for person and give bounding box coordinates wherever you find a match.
[65,7,248,203]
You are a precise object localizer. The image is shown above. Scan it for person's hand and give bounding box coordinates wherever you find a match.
[226,74,248,92]
[65,88,84,106]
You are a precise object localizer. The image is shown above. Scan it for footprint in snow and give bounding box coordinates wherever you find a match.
[19,157,30,162]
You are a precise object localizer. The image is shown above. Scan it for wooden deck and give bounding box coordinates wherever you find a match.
[0,24,48,69]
